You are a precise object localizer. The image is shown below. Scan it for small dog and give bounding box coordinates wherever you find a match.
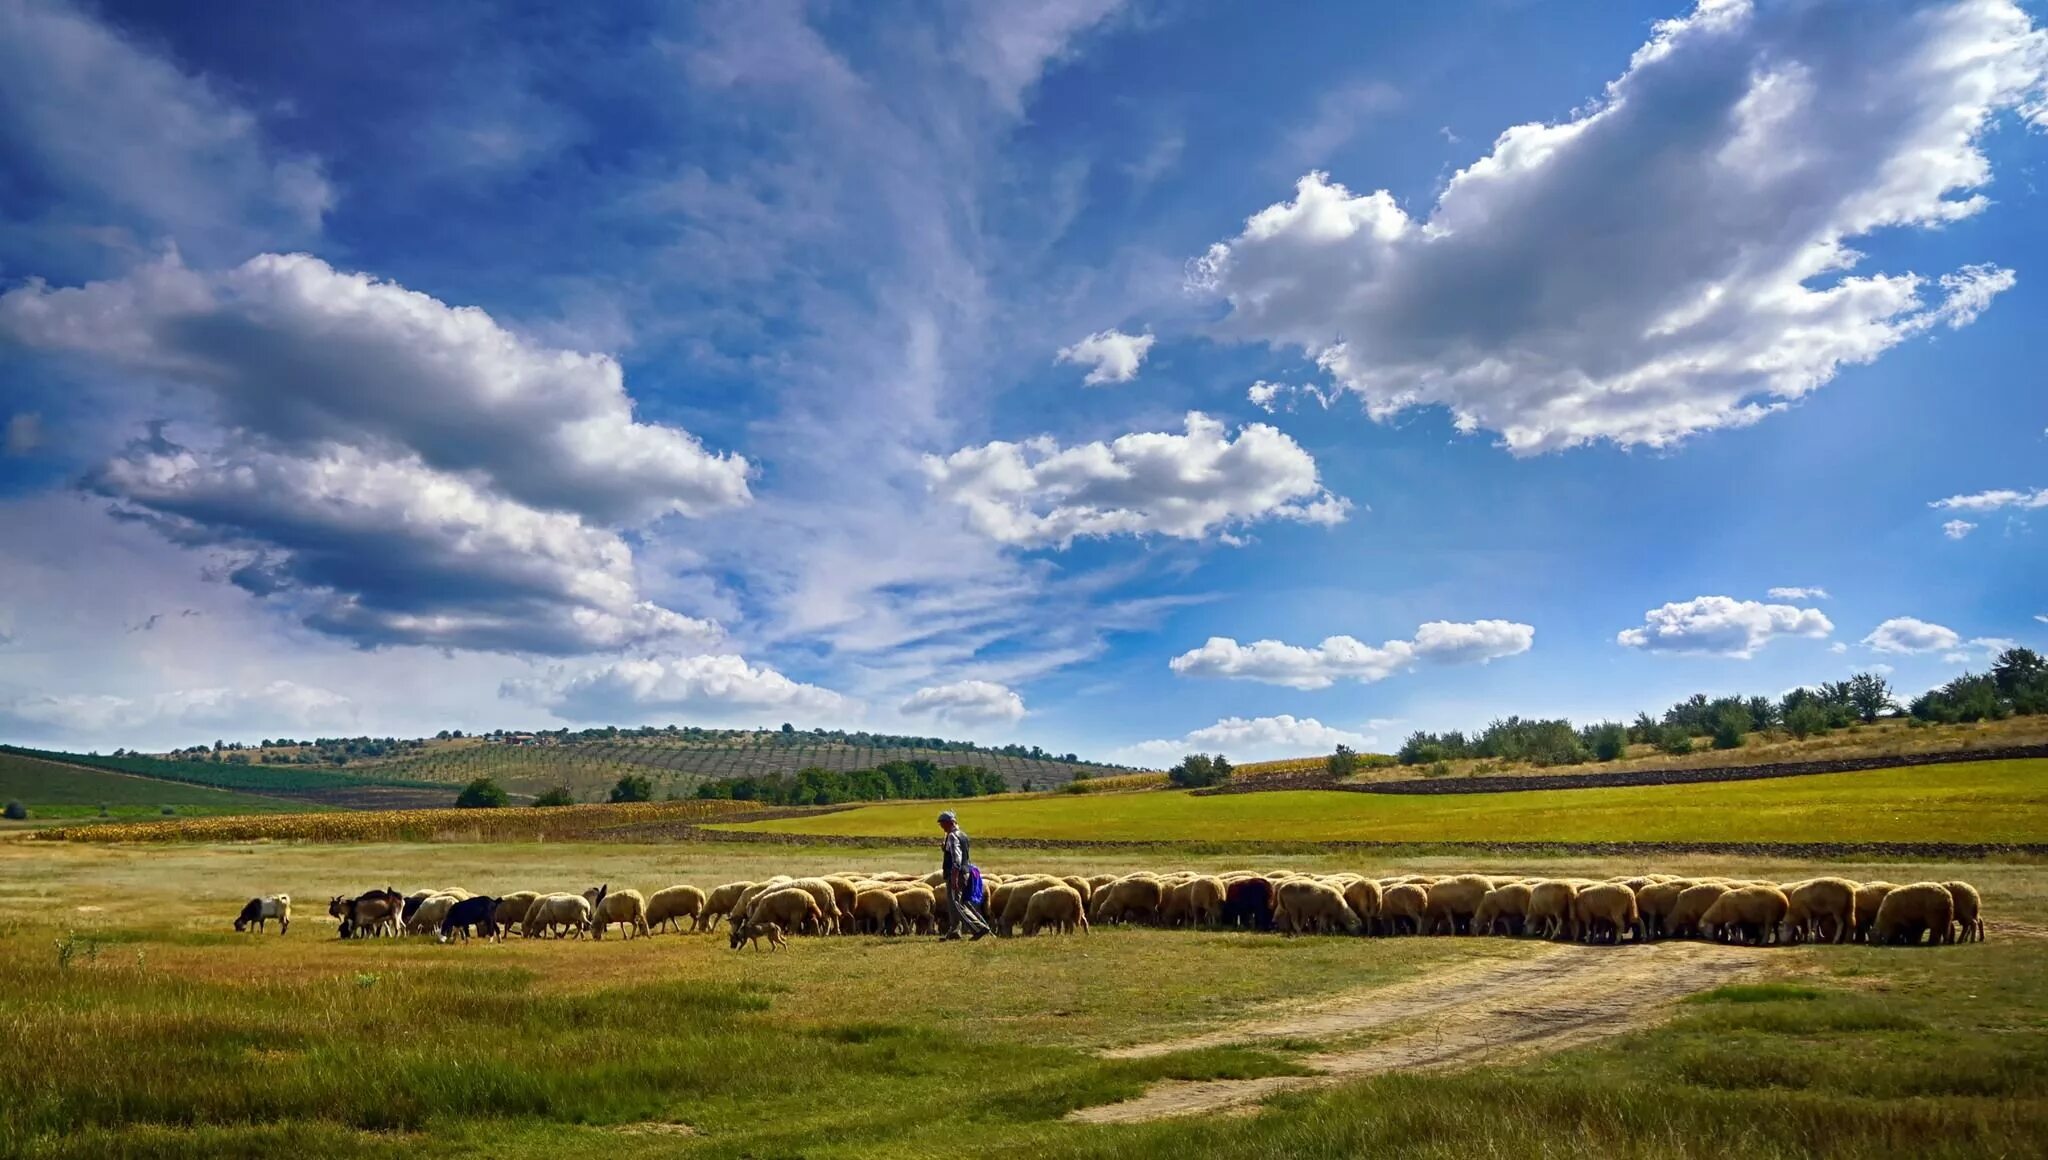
[730,919,786,952]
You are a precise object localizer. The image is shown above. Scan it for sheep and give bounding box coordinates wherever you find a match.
[1221,877,1276,931]
[1873,882,1954,946]
[1185,876,1228,929]
[785,879,841,935]
[438,896,501,942]
[234,894,290,934]
[645,885,710,934]
[1781,878,1857,945]
[1425,875,1495,936]
[586,886,650,939]
[1570,883,1639,944]
[1845,882,1894,942]
[1699,885,1789,946]
[406,893,464,936]
[1021,884,1089,935]
[1380,883,1428,935]
[1472,883,1531,937]
[821,877,860,932]
[1275,878,1362,936]
[1342,879,1385,934]
[1666,883,1731,940]
[523,889,600,939]
[1634,880,1696,941]
[704,881,754,923]
[1943,881,1984,943]
[896,886,939,935]
[1526,881,1580,941]
[748,886,823,936]
[734,877,794,920]
[851,888,901,935]
[1091,876,1164,926]
[492,892,540,936]
[731,919,787,951]
[996,876,1061,936]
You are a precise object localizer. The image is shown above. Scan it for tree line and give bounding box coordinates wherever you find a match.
[1397,648,2048,768]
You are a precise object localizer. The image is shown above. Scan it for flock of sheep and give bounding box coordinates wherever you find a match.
[288,868,1985,948]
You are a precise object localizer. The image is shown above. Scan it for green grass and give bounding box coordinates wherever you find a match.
[717,759,2048,845]
[1,745,439,796]
[0,751,318,821]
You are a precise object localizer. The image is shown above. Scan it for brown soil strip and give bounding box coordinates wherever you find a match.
[1071,940,1764,1124]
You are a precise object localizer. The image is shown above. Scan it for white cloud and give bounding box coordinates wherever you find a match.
[1930,487,2048,512]
[1943,519,1978,540]
[1862,616,1962,654]
[3,412,39,456]
[1055,328,1156,385]
[1246,380,1334,414]
[1617,595,1833,658]
[1279,80,1402,169]
[924,411,1349,548]
[0,679,354,737]
[1171,619,1532,689]
[1767,586,1829,600]
[1192,0,2042,453]
[0,0,331,259]
[899,679,1027,726]
[507,655,858,724]
[2036,614,2048,625]
[1114,714,1374,766]
[957,0,1124,115]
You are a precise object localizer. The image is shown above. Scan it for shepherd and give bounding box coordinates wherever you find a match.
[937,810,991,942]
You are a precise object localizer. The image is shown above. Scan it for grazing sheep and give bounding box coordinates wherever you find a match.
[1874,882,1955,946]
[438,896,501,942]
[1852,882,1896,943]
[1666,884,1732,940]
[406,893,464,936]
[785,879,841,935]
[821,878,860,933]
[1342,879,1385,934]
[586,886,650,940]
[1380,883,1428,935]
[524,889,600,939]
[704,881,754,924]
[1021,884,1089,935]
[1570,883,1639,944]
[734,878,794,921]
[646,885,710,934]
[1634,880,1695,941]
[852,888,901,935]
[1782,878,1857,945]
[234,894,290,934]
[1526,881,1580,941]
[750,886,823,936]
[896,886,939,935]
[1942,881,1984,943]
[731,919,787,951]
[1472,884,1531,937]
[1700,886,1790,946]
[492,893,539,937]
[1425,875,1495,936]
[1276,878,1362,936]
[1092,876,1165,926]
[1185,876,1227,929]
[997,877,1061,936]
[1221,877,1276,931]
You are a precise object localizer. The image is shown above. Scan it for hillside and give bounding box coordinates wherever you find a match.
[0,750,321,822]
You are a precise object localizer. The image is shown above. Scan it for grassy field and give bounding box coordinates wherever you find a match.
[1,838,2042,1157]
[0,750,316,823]
[717,758,2048,845]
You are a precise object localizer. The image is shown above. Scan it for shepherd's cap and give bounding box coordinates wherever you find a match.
[937,810,957,824]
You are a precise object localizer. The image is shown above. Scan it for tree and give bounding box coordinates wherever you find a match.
[1992,647,2048,713]
[1845,672,1895,723]
[454,777,508,809]
[2,801,25,820]
[531,785,577,808]
[609,773,654,803]
[1167,754,1231,789]
[1588,722,1628,762]
[1327,744,1358,777]
[1785,702,1829,739]
[1656,728,1694,756]
[1710,701,1749,750]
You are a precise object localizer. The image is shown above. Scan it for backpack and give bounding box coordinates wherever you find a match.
[964,864,986,907]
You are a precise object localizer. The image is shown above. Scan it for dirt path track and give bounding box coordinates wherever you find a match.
[1072,941,1764,1124]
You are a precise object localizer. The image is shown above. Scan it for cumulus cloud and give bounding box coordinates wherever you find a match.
[1862,616,1962,654]
[1943,519,1978,540]
[1246,380,1334,414]
[1114,714,1374,766]
[1930,487,2048,512]
[0,253,753,653]
[899,679,1027,726]
[1767,586,1829,600]
[507,655,858,724]
[1192,0,2042,453]
[1617,595,1833,657]
[924,412,1349,548]
[1171,619,1534,689]
[1055,328,1156,385]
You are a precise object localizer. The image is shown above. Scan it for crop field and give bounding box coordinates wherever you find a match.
[719,759,2048,846]
[0,750,317,823]
[2,746,440,797]
[2,836,2043,1158]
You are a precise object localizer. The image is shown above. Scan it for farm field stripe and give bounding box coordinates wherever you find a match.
[1069,941,1766,1124]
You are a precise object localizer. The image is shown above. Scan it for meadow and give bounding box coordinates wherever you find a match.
[1,837,2043,1158]
[718,758,2048,846]
[0,750,317,823]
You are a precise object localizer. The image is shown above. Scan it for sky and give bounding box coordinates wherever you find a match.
[0,0,2044,764]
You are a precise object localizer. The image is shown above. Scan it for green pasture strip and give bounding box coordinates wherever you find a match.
[715,759,2048,845]
[0,751,317,814]
[1,745,439,795]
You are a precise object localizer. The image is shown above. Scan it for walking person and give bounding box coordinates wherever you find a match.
[937,810,991,941]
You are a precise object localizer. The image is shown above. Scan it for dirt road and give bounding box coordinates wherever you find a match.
[1071,940,1764,1124]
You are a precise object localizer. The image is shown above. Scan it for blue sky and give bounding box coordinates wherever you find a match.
[0,0,2043,762]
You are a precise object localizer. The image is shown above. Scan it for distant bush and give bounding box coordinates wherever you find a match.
[1326,745,1358,777]
[531,785,577,808]
[1167,753,1233,789]
[1587,722,1628,762]
[454,777,508,809]
[1711,703,1750,750]
[160,806,175,816]
[609,774,655,803]
[3,800,25,820]
[1656,729,1695,756]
